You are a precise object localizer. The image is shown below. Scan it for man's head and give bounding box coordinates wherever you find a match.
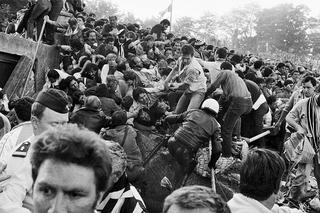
[31,124,112,213]
[31,89,69,136]
[109,15,117,27]
[105,36,115,48]
[181,44,194,66]
[220,62,233,70]
[215,48,227,59]
[47,69,60,83]
[163,185,230,213]
[160,19,170,30]
[240,148,286,201]
[13,97,35,122]
[302,76,317,97]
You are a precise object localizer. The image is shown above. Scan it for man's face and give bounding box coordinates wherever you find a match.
[182,54,192,66]
[76,18,84,27]
[138,93,148,105]
[33,159,98,213]
[167,204,212,213]
[292,72,299,81]
[88,32,96,43]
[32,108,69,136]
[70,80,79,90]
[106,41,114,49]
[303,81,315,97]
[109,17,117,27]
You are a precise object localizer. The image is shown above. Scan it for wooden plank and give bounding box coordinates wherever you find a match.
[4,55,32,99]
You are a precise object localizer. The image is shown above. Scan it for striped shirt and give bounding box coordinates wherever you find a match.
[97,175,147,213]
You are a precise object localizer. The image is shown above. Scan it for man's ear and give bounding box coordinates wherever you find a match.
[31,115,38,131]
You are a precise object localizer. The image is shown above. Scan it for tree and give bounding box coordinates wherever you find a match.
[84,0,120,19]
[172,16,196,38]
[196,12,219,43]
[256,4,310,54]
[218,3,261,51]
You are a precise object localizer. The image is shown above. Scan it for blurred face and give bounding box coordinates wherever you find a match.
[285,83,294,90]
[134,57,143,68]
[70,80,79,90]
[76,18,84,27]
[182,54,192,66]
[32,108,69,136]
[138,93,148,105]
[292,72,299,81]
[167,205,212,213]
[165,50,173,58]
[88,32,96,43]
[33,159,98,213]
[168,61,176,68]
[106,41,114,49]
[109,17,117,27]
[302,81,315,97]
[119,35,126,43]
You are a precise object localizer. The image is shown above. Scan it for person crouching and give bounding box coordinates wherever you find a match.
[164,99,222,175]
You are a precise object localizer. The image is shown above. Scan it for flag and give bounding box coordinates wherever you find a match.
[159,3,172,18]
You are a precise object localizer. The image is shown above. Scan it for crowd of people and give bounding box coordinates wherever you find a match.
[1,0,320,212]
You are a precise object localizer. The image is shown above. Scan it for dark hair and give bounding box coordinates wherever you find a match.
[105,36,115,44]
[132,87,147,102]
[265,77,275,84]
[262,67,273,77]
[220,62,233,70]
[302,76,317,87]
[30,124,112,193]
[253,60,264,70]
[70,38,84,52]
[181,44,194,56]
[216,48,227,59]
[122,96,133,111]
[160,19,170,26]
[240,148,286,201]
[14,97,35,121]
[123,71,137,81]
[266,95,277,105]
[230,54,242,64]
[111,110,127,126]
[47,69,59,80]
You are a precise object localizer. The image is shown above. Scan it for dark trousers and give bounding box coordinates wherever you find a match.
[167,138,196,174]
[241,102,269,147]
[221,97,252,157]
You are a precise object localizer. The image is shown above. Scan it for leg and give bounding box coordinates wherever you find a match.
[221,98,252,157]
[174,92,191,114]
[187,91,205,111]
[251,102,269,147]
[46,0,64,44]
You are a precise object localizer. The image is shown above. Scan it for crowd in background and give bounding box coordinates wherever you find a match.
[0,1,320,212]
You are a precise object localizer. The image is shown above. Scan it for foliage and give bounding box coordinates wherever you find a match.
[256,4,310,54]
[84,0,120,19]
[172,16,196,38]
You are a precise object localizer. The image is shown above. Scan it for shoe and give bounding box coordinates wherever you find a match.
[215,156,236,174]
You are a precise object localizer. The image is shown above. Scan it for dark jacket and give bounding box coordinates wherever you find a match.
[99,97,121,117]
[166,109,221,151]
[70,107,109,133]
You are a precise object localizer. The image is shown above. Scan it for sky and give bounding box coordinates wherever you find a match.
[109,0,320,21]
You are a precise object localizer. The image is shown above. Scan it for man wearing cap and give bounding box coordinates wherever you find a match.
[0,88,69,213]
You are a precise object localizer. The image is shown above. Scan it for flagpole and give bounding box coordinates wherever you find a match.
[169,0,173,32]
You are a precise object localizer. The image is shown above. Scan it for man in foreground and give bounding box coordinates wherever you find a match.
[228,148,302,213]
[163,185,231,213]
[30,124,112,213]
[0,88,69,213]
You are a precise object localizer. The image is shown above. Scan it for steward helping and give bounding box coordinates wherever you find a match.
[164,98,222,174]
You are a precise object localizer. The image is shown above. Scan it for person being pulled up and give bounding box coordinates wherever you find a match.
[163,98,222,178]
